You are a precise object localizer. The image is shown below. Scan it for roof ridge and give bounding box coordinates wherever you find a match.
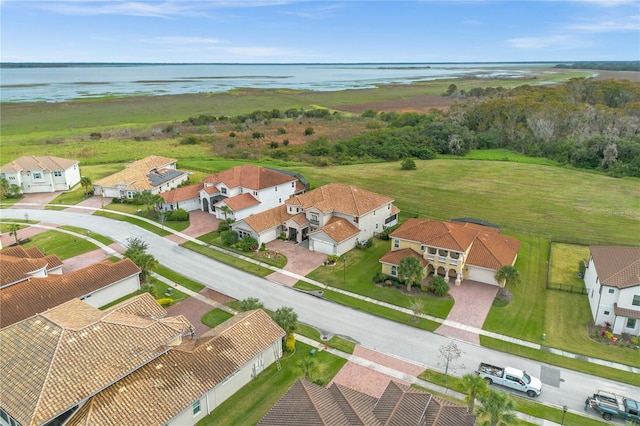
[333,383,368,425]
[301,380,331,425]
[605,257,640,284]
[33,321,65,426]
[471,236,501,268]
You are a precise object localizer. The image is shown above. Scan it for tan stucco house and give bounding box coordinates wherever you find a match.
[0,155,81,194]
[381,218,520,286]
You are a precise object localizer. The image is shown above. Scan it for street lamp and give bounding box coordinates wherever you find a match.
[561,405,568,425]
[341,255,346,283]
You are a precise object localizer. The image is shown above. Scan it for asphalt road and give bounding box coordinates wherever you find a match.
[3,208,639,416]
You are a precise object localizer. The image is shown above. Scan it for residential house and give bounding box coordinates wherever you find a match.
[93,155,188,199]
[0,257,141,328]
[232,183,400,255]
[0,294,285,426]
[259,379,476,426]
[584,246,640,336]
[160,182,204,212]
[199,165,305,221]
[0,246,64,288]
[382,219,520,286]
[0,155,81,194]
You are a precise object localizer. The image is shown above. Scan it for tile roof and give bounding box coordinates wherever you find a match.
[380,248,428,268]
[0,246,64,287]
[314,216,360,244]
[160,183,204,203]
[222,192,260,211]
[0,259,141,328]
[391,219,520,270]
[203,185,220,195]
[203,165,297,190]
[259,380,475,426]
[590,246,640,289]
[94,156,184,192]
[0,294,191,426]
[286,183,393,217]
[241,204,294,233]
[0,156,78,173]
[65,309,285,426]
[614,303,640,319]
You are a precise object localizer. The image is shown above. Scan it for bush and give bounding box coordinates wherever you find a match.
[220,230,239,246]
[283,139,290,146]
[260,243,266,251]
[429,275,450,296]
[304,127,315,136]
[373,272,387,283]
[327,254,341,264]
[356,239,372,249]
[156,298,174,307]
[269,141,279,149]
[277,127,287,134]
[252,132,265,139]
[401,158,417,170]
[167,208,189,221]
[218,221,230,232]
[180,135,199,145]
[238,235,259,252]
[90,132,102,140]
[285,333,296,352]
[229,132,236,137]
[361,109,378,118]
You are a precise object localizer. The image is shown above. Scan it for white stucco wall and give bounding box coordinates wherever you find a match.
[86,275,141,309]
[161,197,201,212]
[466,265,499,286]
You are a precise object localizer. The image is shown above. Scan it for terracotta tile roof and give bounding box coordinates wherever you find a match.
[380,248,427,268]
[286,183,393,216]
[160,182,203,203]
[222,192,260,211]
[614,303,640,319]
[590,246,640,289]
[0,156,78,173]
[0,294,192,426]
[391,219,520,270]
[65,309,285,426]
[291,212,309,225]
[242,204,294,233]
[95,155,184,192]
[259,380,475,426]
[203,165,296,190]
[0,246,64,287]
[0,259,141,328]
[315,216,360,243]
[203,185,220,195]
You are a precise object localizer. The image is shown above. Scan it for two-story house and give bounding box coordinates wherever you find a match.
[584,246,640,337]
[0,155,81,194]
[232,183,400,255]
[199,165,305,221]
[381,219,520,286]
[93,155,188,199]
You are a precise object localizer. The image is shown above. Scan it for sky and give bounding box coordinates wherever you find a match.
[1,0,639,63]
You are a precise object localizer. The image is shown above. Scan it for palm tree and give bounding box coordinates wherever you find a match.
[409,298,424,322]
[296,356,320,381]
[240,297,264,311]
[220,205,233,221]
[9,223,20,245]
[0,176,9,199]
[274,306,298,335]
[461,373,489,413]
[399,255,424,292]
[477,390,517,426]
[135,190,163,215]
[80,176,92,197]
[494,265,521,298]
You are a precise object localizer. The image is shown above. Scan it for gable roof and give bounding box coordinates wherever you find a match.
[286,183,393,217]
[380,248,428,268]
[0,258,141,328]
[94,156,184,192]
[160,182,204,203]
[0,246,64,287]
[203,165,296,190]
[240,204,294,233]
[0,156,78,173]
[313,216,360,244]
[590,246,640,289]
[221,192,260,211]
[391,219,520,270]
[0,293,191,426]
[259,380,476,426]
[65,309,285,426]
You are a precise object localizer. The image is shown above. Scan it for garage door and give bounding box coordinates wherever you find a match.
[311,238,335,255]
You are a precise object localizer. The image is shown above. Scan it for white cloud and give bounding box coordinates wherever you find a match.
[146,36,226,45]
[506,34,594,50]
[566,15,640,32]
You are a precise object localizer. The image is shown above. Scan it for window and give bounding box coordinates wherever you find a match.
[54,171,62,177]
[627,318,637,329]
[279,198,282,203]
[221,187,227,195]
[633,295,640,306]
[291,182,295,187]
[193,400,201,415]
[608,288,615,294]
[421,245,426,252]
[32,172,42,179]
[603,310,610,315]
[391,266,397,276]
[275,186,278,191]
[394,239,399,248]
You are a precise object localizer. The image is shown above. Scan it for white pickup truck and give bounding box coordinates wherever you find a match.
[475,362,542,397]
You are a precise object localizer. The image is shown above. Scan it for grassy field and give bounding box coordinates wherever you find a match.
[20,229,100,260]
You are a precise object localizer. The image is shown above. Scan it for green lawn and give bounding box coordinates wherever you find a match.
[295,323,356,354]
[57,226,114,246]
[154,265,206,293]
[20,229,100,260]
[182,241,275,277]
[201,309,234,328]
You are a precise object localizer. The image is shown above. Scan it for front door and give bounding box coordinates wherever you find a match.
[289,228,298,241]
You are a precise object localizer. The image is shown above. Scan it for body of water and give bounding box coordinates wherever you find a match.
[0,63,554,103]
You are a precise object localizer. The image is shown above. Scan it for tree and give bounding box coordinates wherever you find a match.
[401,158,417,170]
[476,390,517,426]
[461,373,489,413]
[304,127,315,136]
[274,306,298,335]
[124,237,157,282]
[437,342,464,381]
[409,298,424,322]
[296,356,320,381]
[399,255,424,292]
[8,223,20,245]
[124,236,149,253]
[134,190,163,215]
[80,176,92,197]
[494,265,521,298]
[220,205,233,220]
[429,275,450,296]
[0,177,9,199]
[240,297,264,311]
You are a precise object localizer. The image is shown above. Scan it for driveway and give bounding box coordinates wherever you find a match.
[166,210,219,244]
[265,239,327,286]
[9,192,59,209]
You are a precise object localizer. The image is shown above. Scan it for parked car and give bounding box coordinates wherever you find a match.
[587,390,640,423]
[475,362,542,397]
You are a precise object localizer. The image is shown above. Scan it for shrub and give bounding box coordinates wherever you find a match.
[167,208,189,221]
[269,141,279,149]
[156,298,174,307]
[356,239,372,249]
[220,230,239,246]
[285,333,296,352]
[327,254,341,264]
[361,109,378,118]
[90,132,102,140]
[260,243,266,251]
[229,132,236,137]
[365,120,381,129]
[283,139,290,146]
[252,132,265,139]
[218,221,230,232]
[238,235,259,252]
[304,127,315,136]
[429,275,450,296]
[180,135,199,145]
[373,272,387,283]
[401,158,417,170]
[277,127,287,134]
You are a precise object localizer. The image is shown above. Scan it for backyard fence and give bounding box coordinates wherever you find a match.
[546,283,588,294]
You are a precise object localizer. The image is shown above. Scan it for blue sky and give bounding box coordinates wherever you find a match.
[1,1,639,63]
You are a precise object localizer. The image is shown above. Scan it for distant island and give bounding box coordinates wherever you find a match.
[554,61,639,72]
